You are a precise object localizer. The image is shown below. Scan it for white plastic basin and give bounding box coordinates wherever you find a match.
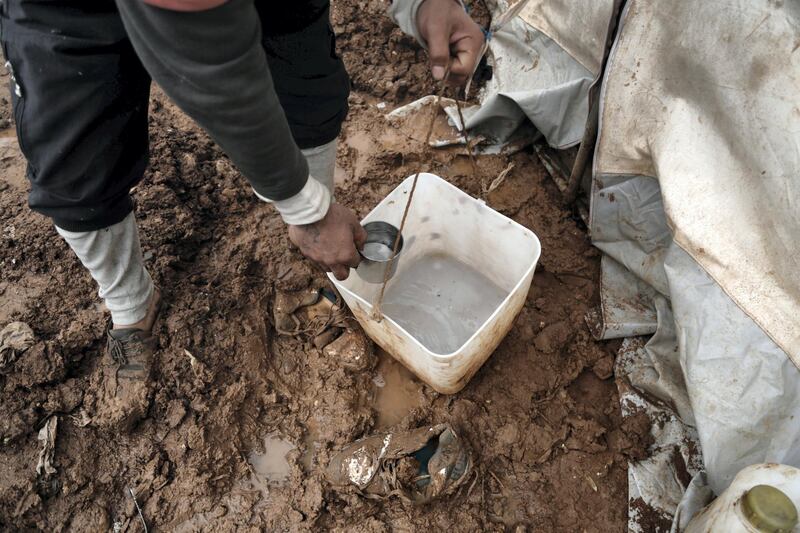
[329,173,541,394]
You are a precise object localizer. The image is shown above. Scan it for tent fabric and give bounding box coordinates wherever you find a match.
[518,0,615,76]
[589,0,800,526]
[596,0,800,365]
[462,0,617,148]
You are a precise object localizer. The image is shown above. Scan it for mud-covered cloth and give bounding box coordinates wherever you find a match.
[0,0,349,231]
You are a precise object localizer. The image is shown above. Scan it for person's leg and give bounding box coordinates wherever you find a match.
[1,1,156,429]
[0,1,157,330]
[257,1,350,195]
[56,214,158,330]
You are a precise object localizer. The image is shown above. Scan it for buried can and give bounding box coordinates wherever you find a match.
[357,221,404,284]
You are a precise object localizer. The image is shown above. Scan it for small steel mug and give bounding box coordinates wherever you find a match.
[356,221,404,284]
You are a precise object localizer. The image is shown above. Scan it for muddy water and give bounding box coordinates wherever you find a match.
[373,351,424,428]
[248,433,295,484]
[380,253,508,354]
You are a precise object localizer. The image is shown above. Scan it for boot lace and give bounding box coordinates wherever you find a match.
[108,334,142,366]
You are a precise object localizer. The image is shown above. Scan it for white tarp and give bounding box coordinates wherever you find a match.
[589,0,800,529]
[518,0,614,76]
[596,0,800,365]
[462,0,616,148]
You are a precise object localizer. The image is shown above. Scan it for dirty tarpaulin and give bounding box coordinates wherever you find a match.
[0,321,35,370]
[589,0,800,530]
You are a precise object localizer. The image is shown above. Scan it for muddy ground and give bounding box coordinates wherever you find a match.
[0,1,647,531]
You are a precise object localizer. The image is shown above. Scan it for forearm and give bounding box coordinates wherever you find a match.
[115,0,310,202]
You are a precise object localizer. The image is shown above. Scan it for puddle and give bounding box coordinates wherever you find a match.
[300,419,321,471]
[380,253,508,354]
[373,351,425,429]
[248,433,295,485]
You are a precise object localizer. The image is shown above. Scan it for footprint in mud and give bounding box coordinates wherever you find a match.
[248,433,295,487]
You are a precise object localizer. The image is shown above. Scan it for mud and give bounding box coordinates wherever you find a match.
[0,1,639,530]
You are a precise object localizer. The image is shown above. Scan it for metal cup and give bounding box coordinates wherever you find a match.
[356,221,404,284]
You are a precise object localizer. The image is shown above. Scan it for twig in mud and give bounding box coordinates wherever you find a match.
[452,88,479,176]
[553,271,594,283]
[465,469,481,499]
[238,448,271,498]
[484,161,515,196]
[128,487,148,533]
[488,470,505,491]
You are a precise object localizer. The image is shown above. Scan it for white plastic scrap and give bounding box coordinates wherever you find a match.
[0,322,35,370]
[346,446,377,489]
[36,416,58,476]
[346,434,393,489]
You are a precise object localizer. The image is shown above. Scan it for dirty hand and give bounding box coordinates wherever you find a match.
[288,204,368,281]
[417,0,485,86]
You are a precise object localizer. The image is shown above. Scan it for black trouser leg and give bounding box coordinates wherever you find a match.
[0,0,151,232]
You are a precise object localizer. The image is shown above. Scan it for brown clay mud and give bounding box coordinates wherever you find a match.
[373,351,426,429]
[0,1,641,530]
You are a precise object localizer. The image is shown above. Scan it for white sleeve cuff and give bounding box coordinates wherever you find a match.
[254,176,331,225]
[388,0,429,49]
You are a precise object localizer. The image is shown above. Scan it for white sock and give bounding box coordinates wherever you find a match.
[56,212,154,327]
[301,139,337,196]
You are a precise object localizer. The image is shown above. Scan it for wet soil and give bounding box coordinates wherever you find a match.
[0,1,642,530]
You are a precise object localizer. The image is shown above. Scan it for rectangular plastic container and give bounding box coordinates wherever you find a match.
[329,173,541,394]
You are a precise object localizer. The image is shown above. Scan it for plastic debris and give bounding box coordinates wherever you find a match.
[36,416,58,477]
[0,321,34,370]
[326,423,471,504]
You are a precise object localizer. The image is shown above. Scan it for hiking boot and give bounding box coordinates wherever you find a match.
[323,328,375,372]
[274,287,348,339]
[92,327,158,432]
[326,423,472,504]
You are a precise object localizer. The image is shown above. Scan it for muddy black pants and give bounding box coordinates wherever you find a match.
[0,0,350,232]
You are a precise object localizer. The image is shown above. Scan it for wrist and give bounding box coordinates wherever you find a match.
[254,176,331,225]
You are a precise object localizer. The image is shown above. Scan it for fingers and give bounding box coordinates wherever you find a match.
[288,204,366,282]
[322,240,361,281]
[341,247,362,269]
[330,264,350,281]
[450,40,480,82]
[417,0,485,86]
[425,18,453,81]
[354,223,368,251]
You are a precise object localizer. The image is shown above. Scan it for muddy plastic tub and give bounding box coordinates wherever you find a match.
[329,173,541,394]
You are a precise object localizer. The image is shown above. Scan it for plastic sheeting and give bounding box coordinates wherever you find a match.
[592,173,800,527]
[590,0,800,528]
[461,0,616,148]
[518,0,614,76]
[596,0,800,364]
